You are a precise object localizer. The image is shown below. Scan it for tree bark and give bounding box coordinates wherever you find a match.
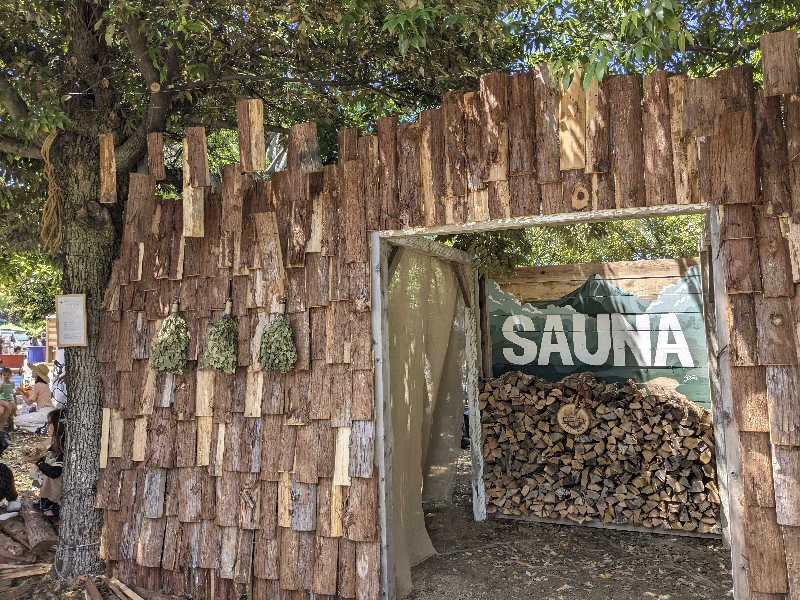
[52,131,116,577]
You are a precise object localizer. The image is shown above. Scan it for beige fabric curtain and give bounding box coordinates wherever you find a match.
[388,249,465,598]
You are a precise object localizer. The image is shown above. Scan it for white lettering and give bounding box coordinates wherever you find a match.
[653,313,694,367]
[573,314,612,366]
[538,315,574,366]
[502,315,538,365]
[612,314,652,367]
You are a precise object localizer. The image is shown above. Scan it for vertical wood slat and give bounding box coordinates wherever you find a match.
[358,135,382,231]
[756,92,792,216]
[608,74,646,208]
[784,94,800,222]
[559,69,586,171]
[479,72,509,183]
[146,132,166,181]
[585,79,611,174]
[419,109,446,227]
[667,75,698,205]
[236,98,266,172]
[442,90,468,202]
[760,30,800,97]
[377,118,400,230]
[99,132,117,204]
[709,110,757,206]
[642,71,676,206]
[397,123,422,228]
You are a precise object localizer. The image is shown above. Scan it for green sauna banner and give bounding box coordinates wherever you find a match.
[488,266,710,408]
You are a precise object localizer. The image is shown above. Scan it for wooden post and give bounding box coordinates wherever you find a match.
[608,74,646,208]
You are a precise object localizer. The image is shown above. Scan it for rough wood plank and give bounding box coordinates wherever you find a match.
[767,366,800,446]
[313,535,339,596]
[668,75,698,205]
[342,159,368,263]
[355,541,380,600]
[723,238,762,293]
[442,90,468,197]
[743,505,789,594]
[740,431,776,507]
[377,117,400,230]
[642,71,676,206]
[559,70,586,171]
[333,426,352,487]
[147,132,166,181]
[731,366,770,432]
[464,91,486,193]
[348,420,374,479]
[761,30,800,96]
[480,72,509,182]
[727,293,758,366]
[756,92,792,216]
[338,538,356,598]
[184,126,210,187]
[772,445,800,526]
[290,480,317,531]
[342,475,377,542]
[293,424,318,484]
[783,525,800,599]
[585,79,611,174]
[710,110,756,205]
[609,74,646,208]
[533,64,560,184]
[99,132,117,204]
[358,135,382,231]
[756,296,796,365]
[237,99,266,172]
[397,123,422,228]
[419,109,446,226]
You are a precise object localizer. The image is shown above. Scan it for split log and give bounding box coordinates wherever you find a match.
[21,504,58,554]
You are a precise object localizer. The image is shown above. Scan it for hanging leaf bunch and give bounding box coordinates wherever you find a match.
[202,312,238,374]
[150,302,190,374]
[259,314,297,374]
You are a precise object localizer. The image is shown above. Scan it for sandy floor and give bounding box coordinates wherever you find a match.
[409,450,733,600]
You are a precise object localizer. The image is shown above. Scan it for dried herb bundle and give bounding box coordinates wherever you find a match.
[150,311,190,374]
[202,313,238,374]
[259,314,297,374]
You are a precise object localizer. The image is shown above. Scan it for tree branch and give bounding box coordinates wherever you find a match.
[123,16,160,87]
[0,135,42,160]
[0,75,31,121]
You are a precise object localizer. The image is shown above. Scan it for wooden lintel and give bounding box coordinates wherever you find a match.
[379,203,709,238]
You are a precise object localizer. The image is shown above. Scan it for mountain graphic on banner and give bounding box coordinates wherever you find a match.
[488,265,709,408]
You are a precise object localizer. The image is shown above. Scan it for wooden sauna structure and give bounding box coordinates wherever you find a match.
[96,30,800,600]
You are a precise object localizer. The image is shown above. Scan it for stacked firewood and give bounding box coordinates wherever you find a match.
[481,371,721,534]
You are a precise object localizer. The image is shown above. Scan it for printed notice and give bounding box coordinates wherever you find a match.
[56,294,88,347]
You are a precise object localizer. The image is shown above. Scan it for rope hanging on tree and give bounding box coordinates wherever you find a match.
[259,299,297,374]
[201,284,238,374]
[150,299,190,374]
[39,133,63,253]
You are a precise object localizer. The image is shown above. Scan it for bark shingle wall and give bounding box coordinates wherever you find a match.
[97,31,800,599]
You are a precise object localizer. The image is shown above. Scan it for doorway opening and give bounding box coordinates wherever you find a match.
[372,209,737,600]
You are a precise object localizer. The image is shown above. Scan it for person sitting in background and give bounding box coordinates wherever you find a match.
[33,409,64,518]
[0,369,16,444]
[19,389,37,415]
[15,364,54,433]
[0,463,20,517]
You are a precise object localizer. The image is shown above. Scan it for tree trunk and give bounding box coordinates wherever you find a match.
[51,132,116,577]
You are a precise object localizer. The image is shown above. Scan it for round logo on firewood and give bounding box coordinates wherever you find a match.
[557,403,590,435]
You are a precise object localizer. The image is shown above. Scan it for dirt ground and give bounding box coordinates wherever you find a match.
[410,450,733,600]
